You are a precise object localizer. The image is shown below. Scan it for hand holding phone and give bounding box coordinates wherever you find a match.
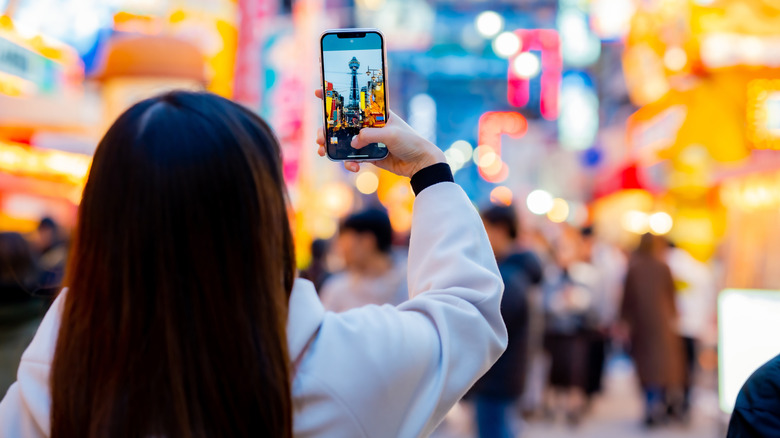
[315,93,445,178]
[320,29,389,162]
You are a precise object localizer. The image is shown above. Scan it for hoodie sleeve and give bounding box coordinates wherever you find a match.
[727,354,780,438]
[299,182,506,437]
[0,292,67,438]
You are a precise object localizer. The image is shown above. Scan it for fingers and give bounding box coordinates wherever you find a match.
[314,89,323,99]
[351,127,395,149]
[344,161,360,172]
[318,145,326,157]
[316,128,325,146]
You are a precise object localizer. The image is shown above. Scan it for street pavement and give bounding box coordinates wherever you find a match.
[433,358,725,438]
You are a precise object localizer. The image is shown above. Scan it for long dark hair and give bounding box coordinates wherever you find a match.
[51,91,296,437]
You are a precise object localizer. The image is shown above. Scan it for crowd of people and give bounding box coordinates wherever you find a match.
[301,202,717,436]
[0,90,721,437]
[0,218,68,395]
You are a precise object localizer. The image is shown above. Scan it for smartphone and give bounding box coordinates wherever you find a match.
[320,29,389,161]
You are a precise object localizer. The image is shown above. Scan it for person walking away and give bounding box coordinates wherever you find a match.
[621,233,686,427]
[300,238,332,292]
[580,227,627,405]
[469,205,543,438]
[0,233,43,396]
[665,240,715,421]
[0,90,507,437]
[542,226,598,424]
[319,208,408,312]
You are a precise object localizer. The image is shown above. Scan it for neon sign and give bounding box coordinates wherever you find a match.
[477,111,528,182]
[507,29,562,120]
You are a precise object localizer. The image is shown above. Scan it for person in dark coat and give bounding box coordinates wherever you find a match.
[300,238,332,292]
[727,354,780,437]
[621,233,686,426]
[470,205,543,438]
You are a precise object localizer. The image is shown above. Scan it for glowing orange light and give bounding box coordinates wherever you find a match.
[477,111,527,182]
[490,186,513,206]
[0,141,91,185]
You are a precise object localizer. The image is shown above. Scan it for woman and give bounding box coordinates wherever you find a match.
[621,233,685,426]
[0,91,506,437]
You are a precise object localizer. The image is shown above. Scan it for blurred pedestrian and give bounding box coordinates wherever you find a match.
[0,232,43,395]
[300,238,332,292]
[621,233,686,427]
[665,239,715,421]
[542,227,599,424]
[580,227,627,405]
[0,90,507,437]
[469,204,543,438]
[319,208,408,312]
[33,217,67,294]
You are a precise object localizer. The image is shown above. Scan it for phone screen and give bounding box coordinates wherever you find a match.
[321,31,389,161]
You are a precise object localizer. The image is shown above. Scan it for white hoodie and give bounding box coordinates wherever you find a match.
[0,182,507,438]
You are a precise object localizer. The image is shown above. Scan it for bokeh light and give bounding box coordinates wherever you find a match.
[512,52,541,79]
[320,182,354,217]
[527,190,554,215]
[649,212,674,235]
[621,210,649,234]
[475,11,504,39]
[356,171,379,195]
[547,198,570,223]
[493,31,521,59]
[490,186,513,206]
[664,47,687,71]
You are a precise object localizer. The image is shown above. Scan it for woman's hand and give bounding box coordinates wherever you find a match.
[315,89,445,178]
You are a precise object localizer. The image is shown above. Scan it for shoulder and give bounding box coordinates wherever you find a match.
[737,355,780,409]
[730,354,780,435]
[293,305,438,436]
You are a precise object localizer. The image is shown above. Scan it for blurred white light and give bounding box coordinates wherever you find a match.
[527,190,554,215]
[493,31,521,59]
[649,212,673,235]
[444,148,467,172]
[741,36,765,65]
[664,47,688,71]
[621,210,649,234]
[512,52,541,79]
[409,94,437,145]
[73,8,102,39]
[478,150,498,168]
[590,0,636,40]
[558,9,601,67]
[558,76,599,151]
[475,11,504,39]
[450,140,473,159]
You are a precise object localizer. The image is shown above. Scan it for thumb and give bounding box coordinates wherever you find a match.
[352,127,394,149]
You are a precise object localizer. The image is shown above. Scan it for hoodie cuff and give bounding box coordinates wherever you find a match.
[410,163,454,196]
